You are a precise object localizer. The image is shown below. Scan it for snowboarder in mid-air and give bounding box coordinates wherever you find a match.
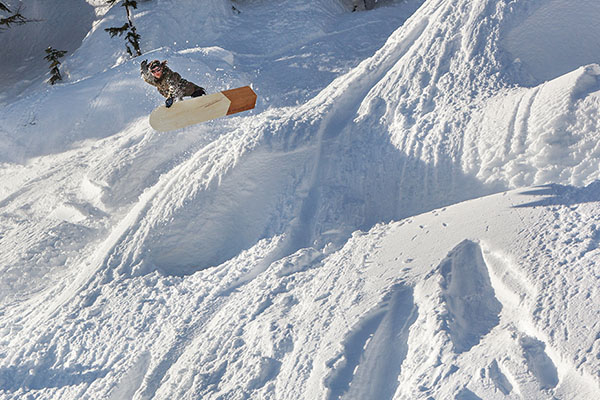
[141,59,206,108]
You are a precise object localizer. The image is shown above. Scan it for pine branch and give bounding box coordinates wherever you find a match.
[0,5,40,30]
[104,23,129,37]
[126,25,141,56]
[45,46,67,85]
[0,13,24,27]
[122,0,137,9]
[105,0,143,57]
[44,49,67,62]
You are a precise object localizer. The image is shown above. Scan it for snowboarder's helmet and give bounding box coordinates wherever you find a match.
[149,60,162,72]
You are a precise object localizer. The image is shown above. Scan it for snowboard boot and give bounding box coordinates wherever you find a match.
[191,87,206,98]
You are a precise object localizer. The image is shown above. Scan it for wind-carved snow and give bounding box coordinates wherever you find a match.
[486,359,513,396]
[324,284,417,400]
[519,336,559,391]
[482,242,600,400]
[438,240,502,354]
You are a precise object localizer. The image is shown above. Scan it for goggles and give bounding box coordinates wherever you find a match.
[150,63,162,73]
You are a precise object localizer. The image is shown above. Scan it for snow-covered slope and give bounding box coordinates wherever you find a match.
[1,0,600,399]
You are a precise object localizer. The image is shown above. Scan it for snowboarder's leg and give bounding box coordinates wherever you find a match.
[183,81,206,98]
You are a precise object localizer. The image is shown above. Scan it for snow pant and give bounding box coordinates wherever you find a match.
[182,81,205,98]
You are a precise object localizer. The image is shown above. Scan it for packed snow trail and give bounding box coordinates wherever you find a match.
[1,0,600,399]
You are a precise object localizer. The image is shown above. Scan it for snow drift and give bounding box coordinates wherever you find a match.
[1,0,600,399]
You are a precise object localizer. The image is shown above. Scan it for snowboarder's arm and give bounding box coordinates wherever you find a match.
[140,60,155,85]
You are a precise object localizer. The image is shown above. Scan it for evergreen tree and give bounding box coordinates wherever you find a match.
[45,47,67,85]
[105,0,142,57]
[0,2,38,30]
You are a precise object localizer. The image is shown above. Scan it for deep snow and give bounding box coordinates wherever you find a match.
[1,0,600,399]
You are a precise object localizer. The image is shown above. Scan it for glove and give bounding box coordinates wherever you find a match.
[165,97,174,108]
[140,59,148,71]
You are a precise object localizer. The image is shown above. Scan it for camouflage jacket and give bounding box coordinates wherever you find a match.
[140,61,199,100]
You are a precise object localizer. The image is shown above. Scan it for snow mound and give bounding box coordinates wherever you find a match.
[464,64,600,187]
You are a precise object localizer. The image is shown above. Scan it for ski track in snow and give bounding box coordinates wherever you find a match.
[1,0,600,399]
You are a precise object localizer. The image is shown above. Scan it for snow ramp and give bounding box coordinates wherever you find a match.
[118,0,600,276]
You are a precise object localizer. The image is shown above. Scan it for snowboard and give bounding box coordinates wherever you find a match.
[149,86,257,132]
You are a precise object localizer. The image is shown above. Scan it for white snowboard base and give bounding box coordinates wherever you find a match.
[149,86,257,132]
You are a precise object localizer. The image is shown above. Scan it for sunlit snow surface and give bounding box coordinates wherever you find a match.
[1,0,600,399]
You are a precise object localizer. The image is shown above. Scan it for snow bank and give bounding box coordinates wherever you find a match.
[464,65,600,187]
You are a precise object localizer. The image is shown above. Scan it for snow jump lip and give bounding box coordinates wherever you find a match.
[149,86,257,132]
